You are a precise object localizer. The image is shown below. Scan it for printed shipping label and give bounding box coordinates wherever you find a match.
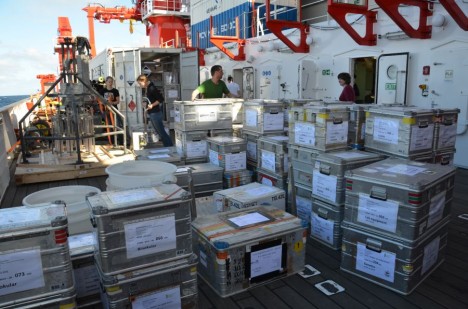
[312,170,338,203]
[326,121,349,144]
[224,152,246,171]
[311,213,334,245]
[294,122,315,145]
[263,112,284,131]
[438,124,457,148]
[373,117,399,144]
[132,286,181,309]
[108,189,164,206]
[250,245,283,278]
[261,150,276,172]
[125,215,176,259]
[356,242,396,283]
[209,149,219,166]
[186,141,207,158]
[74,265,100,297]
[245,109,258,127]
[357,194,399,233]
[246,141,257,160]
[427,191,446,227]
[410,124,434,151]
[421,236,440,275]
[198,107,217,122]
[296,196,312,223]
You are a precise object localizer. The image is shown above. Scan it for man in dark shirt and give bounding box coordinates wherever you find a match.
[137,74,173,147]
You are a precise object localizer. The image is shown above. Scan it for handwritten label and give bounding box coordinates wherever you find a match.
[356,242,396,282]
[294,122,315,146]
[263,112,284,131]
[311,213,334,245]
[410,124,434,151]
[186,141,207,158]
[224,152,246,171]
[312,170,337,203]
[261,150,276,172]
[373,117,399,144]
[357,194,399,233]
[250,245,282,278]
[245,109,258,127]
[326,121,348,144]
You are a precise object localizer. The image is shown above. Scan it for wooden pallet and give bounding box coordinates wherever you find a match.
[15,146,135,185]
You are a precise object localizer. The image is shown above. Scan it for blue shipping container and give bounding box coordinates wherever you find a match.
[191,3,297,49]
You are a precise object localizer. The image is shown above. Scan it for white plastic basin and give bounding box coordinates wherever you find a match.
[105,160,177,188]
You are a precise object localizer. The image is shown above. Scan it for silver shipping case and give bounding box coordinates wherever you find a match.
[206,136,247,153]
[257,135,289,176]
[310,198,344,250]
[192,206,306,297]
[209,150,247,172]
[175,129,208,160]
[175,163,224,196]
[0,203,75,308]
[243,99,285,134]
[87,184,192,275]
[99,254,198,309]
[173,99,233,131]
[344,158,456,240]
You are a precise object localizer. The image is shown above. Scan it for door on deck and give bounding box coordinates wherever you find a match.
[375,53,409,105]
[180,51,200,100]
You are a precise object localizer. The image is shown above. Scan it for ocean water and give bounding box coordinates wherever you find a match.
[0,95,29,109]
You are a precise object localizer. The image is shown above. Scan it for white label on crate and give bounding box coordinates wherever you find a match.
[170,109,175,118]
[326,120,349,144]
[175,139,182,155]
[209,149,219,165]
[198,107,217,122]
[247,141,257,160]
[294,122,315,145]
[68,232,94,249]
[174,109,181,123]
[0,208,41,226]
[358,194,399,233]
[333,151,370,159]
[386,164,426,176]
[421,236,440,275]
[0,248,45,296]
[261,175,273,186]
[167,89,179,99]
[312,170,338,203]
[261,150,276,172]
[356,242,396,283]
[373,117,399,144]
[74,265,100,297]
[228,212,270,227]
[311,213,334,245]
[438,124,457,148]
[149,148,170,154]
[148,154,171,159]
[296,196,312,223]
[125,215,176,259]
[108,189,164,206]
[245,186,276,197]
[225,152,247,171]
[186,141,207,158]
[200,250,208,268]
[132,285,181,309]
[269,136,289,141]
[245,109,258,127]
[250,244,282,278]
[410,124,434,151]
[427,191,446,227]
[263,112,284,131]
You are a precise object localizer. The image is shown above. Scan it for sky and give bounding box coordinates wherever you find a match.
[0,1,148,96]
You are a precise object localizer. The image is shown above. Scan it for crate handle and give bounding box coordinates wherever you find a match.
[269,109,279,114]
[319,165,331,176]
[443,119,453,126]
[440,156,451,165]
[418,121,429,128]
[333,118,343,124]
[370,186,387,201]
[366,239,382,253]
[318,208,328,219]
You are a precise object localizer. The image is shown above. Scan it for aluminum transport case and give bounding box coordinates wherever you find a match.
[173,99,233,131]
[175,129,208,160]
[344,158,456,240]
[192,206,306,297]
[289,105,350,151]
[289,144,319,188]
[0,204,75,308]
[175,163,224,196]
[87,184,193,275]
[257,168,288,192]
[433,108,459,151]
[206,136,247,153]
[243,99,285,134]
[340,219,449,295]
[241,130,284,163]
[213,182,286,212]
[257,135,289,176]
[310,198,344,250]
[365,106,435,157]
[312,150,384,206]
[68,233,100,308]
[99,254,198,309]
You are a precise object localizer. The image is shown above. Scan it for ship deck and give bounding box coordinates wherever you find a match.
[1,165,467,309]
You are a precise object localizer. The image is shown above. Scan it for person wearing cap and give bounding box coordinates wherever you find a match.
[137,74,173,147]
[191,65,233,100]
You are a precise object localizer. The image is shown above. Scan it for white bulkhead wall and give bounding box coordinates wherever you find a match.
[208,3,468,167]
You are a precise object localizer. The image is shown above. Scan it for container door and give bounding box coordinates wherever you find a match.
[375,53,409,105]
[243,67,255,100]
[180,51,199,100]
[301,60,317,99]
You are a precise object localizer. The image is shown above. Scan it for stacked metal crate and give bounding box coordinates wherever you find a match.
[309,150,384,249]
[432,108,459,165]
[175,163,224,197]
[242,99,286,180]
[364,106,436,162]
[68,232,101,308]
[341,158,456,294]
[0,203,77,309]
[163,84,181,130]
[87,184,198,308]
[173,99,233,164]
[206,136,252,188]
[288,104,350,224]
[257,135,290,193]
[192,206,306,297]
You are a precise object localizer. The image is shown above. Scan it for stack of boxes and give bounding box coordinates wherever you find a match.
[206,136,252,188]
[173,99,233,164]
[341,158,456,294]
[87,184,198,308]
[256,135,290,193]
[175,163,224,197]
[0,203,77,308]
